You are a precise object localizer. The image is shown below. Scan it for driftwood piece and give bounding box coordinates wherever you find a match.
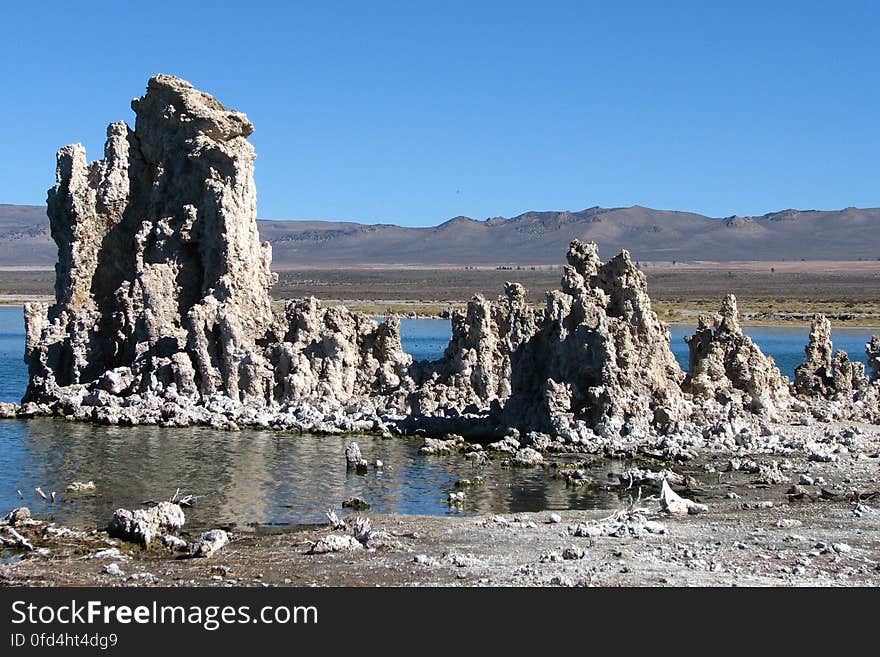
[5,526,34,551]
[659,480,708,515]
[326,508,345,530]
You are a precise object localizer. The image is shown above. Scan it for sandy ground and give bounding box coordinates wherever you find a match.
[4,267,880,327]
[3,425,878,587]
[4,265,880,303]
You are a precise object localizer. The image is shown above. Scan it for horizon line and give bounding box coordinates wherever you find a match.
[3,201,879,228]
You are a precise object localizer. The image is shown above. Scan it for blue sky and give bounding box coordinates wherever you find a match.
[0,1,877,226]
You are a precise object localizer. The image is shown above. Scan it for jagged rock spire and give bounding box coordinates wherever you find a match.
[684,294,792,418]
[25,75,278,402]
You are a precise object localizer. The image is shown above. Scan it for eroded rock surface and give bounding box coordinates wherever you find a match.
[190,529,229,558]
[108,502,185,546]
[502,242,689,438]
[795,315,869,400]
[684,295,793,419]
[27,77,276,406]
[867,336,880,382]
[405,241,689,442]
[22,75,413,432]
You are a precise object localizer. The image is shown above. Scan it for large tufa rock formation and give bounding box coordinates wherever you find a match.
[684,295,792,419]
[263,298,413,403]
[794,315,834,397]
[867,336,880,383]
[501,241,688,437]
[23,75,412,419]
[407,241,689,439]
[794,315,868,399]
[407,282,537,415]
[26,75,275,403]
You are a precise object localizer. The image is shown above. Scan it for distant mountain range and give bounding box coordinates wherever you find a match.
[2,203,879,267]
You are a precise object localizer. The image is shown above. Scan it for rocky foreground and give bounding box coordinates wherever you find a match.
[1,421,878,587]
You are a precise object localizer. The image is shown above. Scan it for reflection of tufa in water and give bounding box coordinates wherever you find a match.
[0,420,622,529]
[13,75,880,448]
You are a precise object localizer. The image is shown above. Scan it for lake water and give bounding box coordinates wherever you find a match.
[0,418,626,532]
[0,306,876,529]
[0,307,28,406]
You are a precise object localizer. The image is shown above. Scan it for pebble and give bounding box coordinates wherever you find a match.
[562,546,585,560]
[102,563,125,577]
[161,534,188,551]
[775,519,802,529]
[548,513,562,524]
[190,529,229,558]
[448,553,483,568]
[309,534,363,554]
[342,496,371,510]
[66,480,97,493]
[643,521,668,535]
[89,548,130,560]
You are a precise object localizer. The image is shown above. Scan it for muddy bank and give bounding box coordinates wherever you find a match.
[3,422,878,587]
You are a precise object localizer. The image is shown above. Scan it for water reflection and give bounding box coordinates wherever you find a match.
[0,418,624,530]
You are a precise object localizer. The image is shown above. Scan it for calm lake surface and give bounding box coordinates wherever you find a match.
[0,306,875,529]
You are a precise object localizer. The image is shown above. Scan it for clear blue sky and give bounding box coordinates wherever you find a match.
[1,1,877,226]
